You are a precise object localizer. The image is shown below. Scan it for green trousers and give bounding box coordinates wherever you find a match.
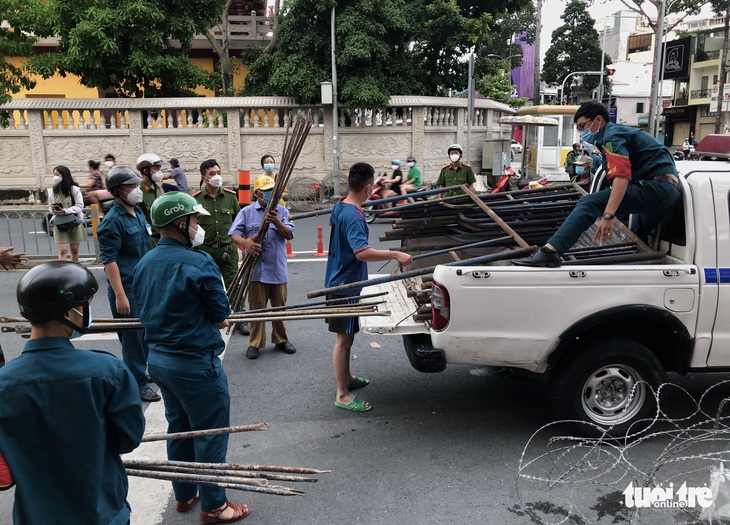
[195,244,240,291]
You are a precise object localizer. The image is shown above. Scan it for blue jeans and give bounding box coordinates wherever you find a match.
[547,179,681,255]
[147,362,231,511]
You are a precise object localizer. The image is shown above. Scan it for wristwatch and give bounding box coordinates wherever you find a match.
[603,212,615,220]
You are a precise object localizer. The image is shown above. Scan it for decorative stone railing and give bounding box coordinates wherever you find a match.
[0,96,514,203]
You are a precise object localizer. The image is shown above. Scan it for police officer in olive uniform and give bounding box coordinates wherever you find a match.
[436,143,476,198]
[192,159,240,290]
[136,153,165,247]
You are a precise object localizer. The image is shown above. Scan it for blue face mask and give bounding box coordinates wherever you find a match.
[580,129,598,144]
[575,166,586,175]
[261,191,273,204]
[263,163,275,173]
[70,306,92,339]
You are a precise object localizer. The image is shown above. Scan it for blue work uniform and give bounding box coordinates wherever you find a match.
[96,201,153,394]
[133,238,232,512]
[324,201,371,334]
[0,337,144,525]
[546,121,681,254]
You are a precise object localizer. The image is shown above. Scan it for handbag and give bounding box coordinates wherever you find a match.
[52,213,82,232]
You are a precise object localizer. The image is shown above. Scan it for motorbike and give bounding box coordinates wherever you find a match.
[362,173,429,223]
[673,146,699,161]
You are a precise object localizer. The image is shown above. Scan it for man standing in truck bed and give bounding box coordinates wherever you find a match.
[513,101,681,268]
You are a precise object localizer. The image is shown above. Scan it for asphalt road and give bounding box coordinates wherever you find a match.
[0,216,728,525]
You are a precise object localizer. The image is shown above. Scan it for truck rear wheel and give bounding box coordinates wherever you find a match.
[549,338,664,436]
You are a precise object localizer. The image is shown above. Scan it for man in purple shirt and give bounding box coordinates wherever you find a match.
[229,175,297,359]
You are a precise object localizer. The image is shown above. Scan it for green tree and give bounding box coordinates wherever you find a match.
[241,0,494,106]
[541,0,610,102]
[0,0,36,106]
[18,0,228,97]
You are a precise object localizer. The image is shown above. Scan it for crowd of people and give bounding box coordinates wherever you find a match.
[0,100,680,523]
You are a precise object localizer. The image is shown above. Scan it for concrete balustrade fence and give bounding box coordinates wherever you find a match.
[0,96,514,204]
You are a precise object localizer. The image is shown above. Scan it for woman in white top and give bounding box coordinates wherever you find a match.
[48,165,87,262]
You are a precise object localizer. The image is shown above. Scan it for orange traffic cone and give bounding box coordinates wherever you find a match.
[286,239,297,258]
[313,226,328,257]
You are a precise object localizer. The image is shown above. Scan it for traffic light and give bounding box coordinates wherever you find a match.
[607,68,616,76]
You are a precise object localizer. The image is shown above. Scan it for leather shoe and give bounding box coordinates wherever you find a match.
[140,387,161,402]
[246,346,259,359]
[275,341,296,354]
[512,247,562,268]
[238,322,250,336]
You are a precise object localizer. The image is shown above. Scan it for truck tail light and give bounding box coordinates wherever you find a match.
[431,280,450,331]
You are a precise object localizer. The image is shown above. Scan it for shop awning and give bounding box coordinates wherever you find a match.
[662,105,690,119]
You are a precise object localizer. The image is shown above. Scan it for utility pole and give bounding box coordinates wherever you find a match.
[648,0,667,138]
[533,0,542,105]
[715,6,730,134]
[331,7,340,197]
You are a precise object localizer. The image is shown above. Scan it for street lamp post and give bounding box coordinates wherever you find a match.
[330,7,340,198]
[561,71,603,105]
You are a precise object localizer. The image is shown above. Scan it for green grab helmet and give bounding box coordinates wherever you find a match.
[151,191,210,227]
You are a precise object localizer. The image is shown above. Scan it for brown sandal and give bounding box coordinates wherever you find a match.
[200,501,250,523]
[176,495,200,513]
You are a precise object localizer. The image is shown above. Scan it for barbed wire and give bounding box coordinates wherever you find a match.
[516,380,730,524]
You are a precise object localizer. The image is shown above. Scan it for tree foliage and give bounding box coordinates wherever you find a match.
[242,0,529,106]
[0,0,36,106]
[541,0,610,100]
[17,0,229,97]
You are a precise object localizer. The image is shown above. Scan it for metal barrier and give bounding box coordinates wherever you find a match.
[0,207,98,260]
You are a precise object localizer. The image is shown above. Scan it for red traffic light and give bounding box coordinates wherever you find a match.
[607,68,616,76]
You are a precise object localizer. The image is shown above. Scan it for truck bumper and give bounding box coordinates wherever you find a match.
[403,334,446,373]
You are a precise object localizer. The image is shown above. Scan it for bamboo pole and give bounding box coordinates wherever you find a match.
[123,458,331,475]
[141,423,269,443]
[125,463,317,483]
[125,469,304,496]
[307,247,535,299]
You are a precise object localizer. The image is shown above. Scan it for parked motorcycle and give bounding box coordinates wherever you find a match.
[362,174,429,223]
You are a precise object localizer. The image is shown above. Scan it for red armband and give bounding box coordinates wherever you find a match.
[0,451,14,490]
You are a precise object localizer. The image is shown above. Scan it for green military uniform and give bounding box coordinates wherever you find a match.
[436,162,476,198]
[193,186,240,290]
[140,181,162,247]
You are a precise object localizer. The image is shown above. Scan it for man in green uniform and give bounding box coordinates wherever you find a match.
[136,153,164,247]
[192,159,240,290]
[436,144,475,198]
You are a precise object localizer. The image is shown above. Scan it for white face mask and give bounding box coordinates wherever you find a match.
[151,171,163,183]
[191,225,205,248]
[123,187,144,205]
[52,175,62,186]
[104,161,114,168]
[450,154,461,163]
[208,175,223,188]
[391,165,400,171]
[407,161,415,168]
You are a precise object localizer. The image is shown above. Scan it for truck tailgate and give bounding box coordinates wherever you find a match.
[360,275,429,335]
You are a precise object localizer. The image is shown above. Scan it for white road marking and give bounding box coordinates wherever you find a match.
[125,327,234,524]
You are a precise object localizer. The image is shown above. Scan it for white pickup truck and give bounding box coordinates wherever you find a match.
[363,162,730,435]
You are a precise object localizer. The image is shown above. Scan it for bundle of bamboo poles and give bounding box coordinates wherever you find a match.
[226,114,313,313]
[126,425,330,496]
[0,293,392,336]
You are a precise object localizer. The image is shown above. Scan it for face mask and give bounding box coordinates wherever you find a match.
[123,187,144,205]
[450,154,460,163]
[69,306,92,339]
[209,175,223,188]
[191,225,205,248]
[151,171,163,183]
[407,162,415,168]
[261,191,273,204]
[104,161,114,168]
[575,166,586,175]
[391,165,400,171]
[263,163,275,172]
[52,175,62,186]
[579,119,600,144]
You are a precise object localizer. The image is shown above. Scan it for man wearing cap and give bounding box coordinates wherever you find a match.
[565,143,583,179]
[401,155,422,195]
[134,193,251,523]
[229,175,297,360]
[192,159,240,291]
[436,144,475,198]
[97,166,160,402]
[0,261,145,525]
[136,153,165,247]
[571,154,593,188]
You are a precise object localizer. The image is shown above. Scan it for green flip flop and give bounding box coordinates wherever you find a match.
[335,394,372,412]
[348,377,370,390]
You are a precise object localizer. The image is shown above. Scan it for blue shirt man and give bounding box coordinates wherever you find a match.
[228,175,297,359]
